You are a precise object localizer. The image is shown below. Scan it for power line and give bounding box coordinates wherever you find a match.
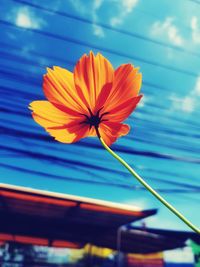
[1,117,200,166]
[0,19,199,78]
[1,56,200,132]
[1,161,200,194]
[1,97,200,165]
[11,0,200,59]
[1,95,200,192]
[1,67,200,138]
[1,57,200,139]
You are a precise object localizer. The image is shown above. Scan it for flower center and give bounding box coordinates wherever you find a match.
[87,114,101,127]
[80,107,108,129]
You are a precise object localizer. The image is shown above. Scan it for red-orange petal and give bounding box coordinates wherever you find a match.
[99,121,130,146]
[104,64,142,110]
[104,95,143,122]
[94,82,113,114]
[74,51,114,112]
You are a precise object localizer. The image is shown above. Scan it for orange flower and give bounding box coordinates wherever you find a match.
[29,52,142,146]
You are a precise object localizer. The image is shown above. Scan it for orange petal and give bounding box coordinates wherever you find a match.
[29,100,84,143]
[47,118,91,143]
[99,121,130,146]
[43,67,88,114]
[104,95,143,122]
[29,101,75,126]
[70,125,90,143]
[74,51,114,112]
[105,64,142,110]
[94,82,113,114]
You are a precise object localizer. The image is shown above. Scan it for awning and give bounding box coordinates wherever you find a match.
[1,183,196,254]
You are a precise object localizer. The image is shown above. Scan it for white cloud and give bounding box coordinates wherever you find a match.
[14,6,45,29]
[170,94,195,113]
[70,0,105,38]
[182,97,195,112]
[94,0,103,9]
[110,0,139,26]
[191,16,200,44]
[151,17,184,46]
[93,24,105,38]
[170,76,200,113]
[70,0,138,37]
[92,0,105,38]
[193,76,200,96]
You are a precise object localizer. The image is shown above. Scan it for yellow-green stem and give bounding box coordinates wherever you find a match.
[99,137,200,234]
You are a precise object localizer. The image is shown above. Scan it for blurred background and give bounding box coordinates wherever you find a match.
[0,0,200,264]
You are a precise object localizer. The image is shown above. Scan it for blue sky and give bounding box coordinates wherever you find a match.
[0,0,200,232]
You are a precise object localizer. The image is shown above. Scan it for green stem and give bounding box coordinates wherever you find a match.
[99,136,200,234]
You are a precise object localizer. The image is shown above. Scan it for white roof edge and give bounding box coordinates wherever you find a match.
[0,183,142,212]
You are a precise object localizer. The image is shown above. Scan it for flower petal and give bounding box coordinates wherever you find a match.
[104,95,143,122]
[43,67,88,114]
[47,117,91,143]
[29,100,84,143]
[105,64,142,110]
[94,82,113,114]
[29,101,74,126]
[74,51,114,112]
[99,121,130,146]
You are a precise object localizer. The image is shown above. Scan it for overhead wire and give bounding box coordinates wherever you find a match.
[0,19,199,78]
[10,0,200,58]
[0,1,200,199]
[1,56,200,133]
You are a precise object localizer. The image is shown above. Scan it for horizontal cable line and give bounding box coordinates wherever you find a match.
[1,162,199,194]
[2,42,200,124]
[1,143,200,193]
[132,134,200,156]
[0,46,186,95]
[1,76,200,139]
[11,0,200,59]
[1,123,200,166]
[1,48,200,130]
[1,42,200,105]
[2,125,200,189]
[4,94,199,153]
[0,84,199,139]
[1,142,200,192]
[1,118,200,187]
[1,66,200,140]
[0,162,142,191]
[115,142,200,164]
[0,143,129,178]
[0,19,199,78]
[2,98,200,158]
[2,106,200,160]
[0,41,75,67]
[1,86,200,143]
[2,44,193,105]
[0,50,47,69]
[1,110,200,162]
[0,48,199,134]
[1,114,199,171]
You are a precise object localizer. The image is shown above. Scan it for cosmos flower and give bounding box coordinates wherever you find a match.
[29,52,142,146]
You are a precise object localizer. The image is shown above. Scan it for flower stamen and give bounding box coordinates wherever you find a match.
[80,107,109,129]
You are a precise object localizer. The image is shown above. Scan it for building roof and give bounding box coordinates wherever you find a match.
[1,183,197,254]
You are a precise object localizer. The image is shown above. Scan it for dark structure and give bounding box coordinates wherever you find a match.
[0,183,199,254]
